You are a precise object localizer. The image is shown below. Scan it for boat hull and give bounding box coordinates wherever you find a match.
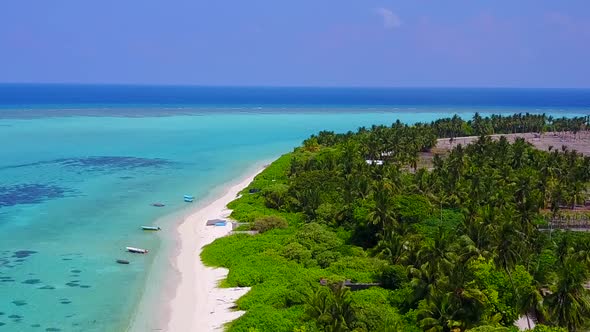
[126,247,148,254]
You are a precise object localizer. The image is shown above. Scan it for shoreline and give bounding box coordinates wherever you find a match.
[156,165,266,331]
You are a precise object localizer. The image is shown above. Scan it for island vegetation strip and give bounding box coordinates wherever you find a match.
[201,113,590,332]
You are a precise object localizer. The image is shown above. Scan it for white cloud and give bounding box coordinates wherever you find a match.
[375,7,402,29]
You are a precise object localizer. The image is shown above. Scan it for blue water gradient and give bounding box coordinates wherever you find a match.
[1,84,589,112]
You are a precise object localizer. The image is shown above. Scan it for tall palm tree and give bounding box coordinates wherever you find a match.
[367,180,396,236]
[305,282,355,332]
[516,284,546,330]
[417,286,488,332]
[545,255,590,331]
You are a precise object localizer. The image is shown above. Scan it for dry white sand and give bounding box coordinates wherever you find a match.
[164,168,264,332]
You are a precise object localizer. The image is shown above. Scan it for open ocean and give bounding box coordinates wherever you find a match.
[0,85,588,331]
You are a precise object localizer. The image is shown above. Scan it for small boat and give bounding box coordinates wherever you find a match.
[126,246,149,254]
[141,226,161,231]
[183,195,194,203]
[116,259,130,264]
[206,219,227,226]
[151,203,165,207]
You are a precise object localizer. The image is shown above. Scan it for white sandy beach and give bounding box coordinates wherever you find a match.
[164,167,264,332]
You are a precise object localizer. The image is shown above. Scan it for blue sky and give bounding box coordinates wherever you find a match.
[1,1,589,87]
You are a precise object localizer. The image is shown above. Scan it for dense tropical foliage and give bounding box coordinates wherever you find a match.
[202,113,590,332]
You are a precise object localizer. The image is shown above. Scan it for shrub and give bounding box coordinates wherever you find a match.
[281,242,313,265]
[263,184,290,209]
[315,250,340,268]
[315,203,342,226]
[228,304,300,332]
[327,256,387,283]
[532,326,567,332]
[350,288,413,332]
[380,265,408,290]
[253,215,288,233]
[466,326,514,332]
[297,223,343,252]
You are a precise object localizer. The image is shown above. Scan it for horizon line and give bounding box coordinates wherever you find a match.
[1,82,590,90]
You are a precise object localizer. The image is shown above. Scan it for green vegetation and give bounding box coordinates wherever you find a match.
[431,113,589,138]
[201,113,590,331]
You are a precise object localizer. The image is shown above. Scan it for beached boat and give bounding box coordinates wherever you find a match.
[141,226,161,231]
[126,246,149,254]
[116,259,130,264]
[183,194,194,203]
[206,219,227,226]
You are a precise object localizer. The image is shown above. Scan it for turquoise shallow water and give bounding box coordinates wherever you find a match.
[0,108,586,331]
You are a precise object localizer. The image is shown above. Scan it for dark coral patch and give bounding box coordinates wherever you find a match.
[31,323,41,327]
[56,156,172,170]
[8,314,21,319]
[79,285,91,288]
[2,156,172,172]
[65,282,78,287]
[38,285,55,290]
[22,279,42,284]
[0,183,74,207]
[0,322,5,326]
[70,270,81,273]
[59,300,71,305]
[12,250,37,258]
[12,300,27,306]
[61,258,72,261]
[46,328,61,331]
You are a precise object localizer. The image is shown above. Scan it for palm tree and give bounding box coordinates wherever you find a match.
[516,284,546,330]
[378,230,412,265]
[462,205,496,255]
[367,180,396,236]
[545,255,590,331]
[418,292,460,332]
[492,214,526,275]
[417,286,488,332]
[416,228,458,278]
[305,282,355,332]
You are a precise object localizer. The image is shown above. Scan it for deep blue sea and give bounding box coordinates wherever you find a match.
[0,85,588,331]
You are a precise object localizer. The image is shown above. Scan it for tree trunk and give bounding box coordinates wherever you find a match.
[526,313,531,330]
